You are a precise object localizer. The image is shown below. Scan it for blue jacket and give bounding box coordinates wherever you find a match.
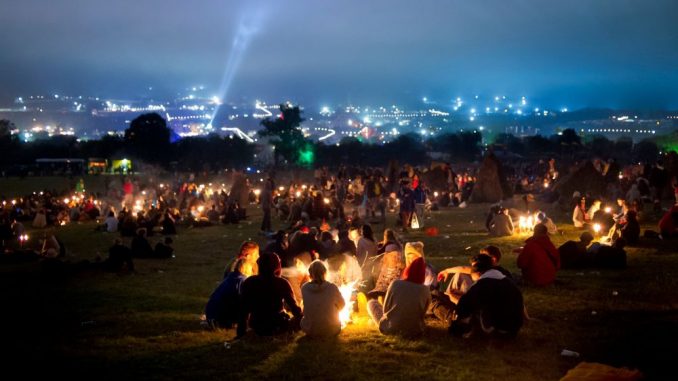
[205,271,247,327]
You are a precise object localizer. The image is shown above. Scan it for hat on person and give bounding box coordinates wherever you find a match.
[402,257,426,285]
[404,241,425,259]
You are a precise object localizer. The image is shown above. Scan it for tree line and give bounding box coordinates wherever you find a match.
[0,104,671,173]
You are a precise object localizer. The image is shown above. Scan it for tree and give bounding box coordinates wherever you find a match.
[258,104,308,167]
[0,119,15,140]
[633,140,659,163]
[124,113,172,164]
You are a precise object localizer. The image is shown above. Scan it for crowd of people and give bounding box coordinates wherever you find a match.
[2,154,677,342]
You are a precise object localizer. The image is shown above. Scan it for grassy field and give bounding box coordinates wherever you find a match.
[1,192,677,380]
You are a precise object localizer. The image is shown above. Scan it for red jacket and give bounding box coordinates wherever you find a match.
[658,206,678,234]
[517,235,560,286]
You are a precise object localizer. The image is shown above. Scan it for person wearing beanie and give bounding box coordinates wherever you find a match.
[367,257,431,337]
[517,223,560,286]
[449,254,524,338]
[403,241,438,288]
[237,253,302,338]
[300,260,345,338]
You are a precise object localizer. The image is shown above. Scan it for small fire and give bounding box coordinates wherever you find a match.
[338,281,357,327]
[593,223,602,234]
[604,207,612,214]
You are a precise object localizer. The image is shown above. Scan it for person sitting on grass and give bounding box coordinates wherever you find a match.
[558,232,594,269]
[658,204,678,239]
[300,260,345,338]
[224,241,259,278]
[620,210,640,245]
[367,257,431,338]
[488,207,514,237]
[103,238,135,273]
[237,253,302,338]
[205,258,247,329]
[438,246,513,302]
[403,241,438,289]
[103,211,118,233]
[517,223,560,286]
[131,228,154,258]
[153,237,174,258]
[449,254,524,339]
[161,211,177,235]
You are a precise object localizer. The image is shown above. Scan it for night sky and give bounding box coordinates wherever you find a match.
[1,0,677,109]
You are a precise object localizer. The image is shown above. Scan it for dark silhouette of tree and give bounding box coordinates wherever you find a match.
[493,133,526,156]
[124,113,172,164]
[174,134,255,171]
[633,140,659,163]
[0,119,15,140]
[258,104,307,167]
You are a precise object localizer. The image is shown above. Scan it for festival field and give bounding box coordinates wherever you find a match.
[2,189,676,381]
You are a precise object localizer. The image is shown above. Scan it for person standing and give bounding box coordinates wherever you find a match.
[260,179,273,234]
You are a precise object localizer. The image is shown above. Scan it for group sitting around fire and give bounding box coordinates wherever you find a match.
[205,218,559,340]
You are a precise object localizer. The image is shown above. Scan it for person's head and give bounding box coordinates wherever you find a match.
[532,223,548,237]
[320,231,333,243]
[579,232,594,245]
[626,210,638,222]
[402,256,426,284]
[308,260,328,284]
[404,241,425,266]
[113,238,122,246]
[137,228,147,238]
[361,224,374,241]
[479,245,502,265]
[383,228,399,244]
[338,229,349,240]
[470,254,494,280]
[108,211,115,217]
[256,252,282,277]
[537,211,546,222]
[238,241,260,263]
[164,237,173,245]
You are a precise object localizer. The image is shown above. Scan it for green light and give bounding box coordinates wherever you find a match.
[298,147,314,166]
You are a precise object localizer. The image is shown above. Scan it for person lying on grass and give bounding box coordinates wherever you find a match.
[449,254,524,339]
[237,253,302,338]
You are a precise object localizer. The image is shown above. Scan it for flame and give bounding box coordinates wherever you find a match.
[338,281,357,327]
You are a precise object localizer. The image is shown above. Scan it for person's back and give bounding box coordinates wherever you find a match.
[131,231,153,258]
[490,213,514,236]
[455,270,524,337]
[517,225,559,286]
[238,253,301,337]
[356,236,377,265]
[104,214,118,233]
[301,280,344,337]
[380,279,430,336]
[106,241,134,272]
[154,239,174,258]
[205,269,247,328]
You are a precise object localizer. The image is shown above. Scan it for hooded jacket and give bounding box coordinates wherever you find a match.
[300,281,345,337]
[379,257,431,336]
[517,235,560,286]
[237,253,302,336]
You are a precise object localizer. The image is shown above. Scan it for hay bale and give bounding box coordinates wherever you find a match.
[553,161,607,203]
[469,152,508,203]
